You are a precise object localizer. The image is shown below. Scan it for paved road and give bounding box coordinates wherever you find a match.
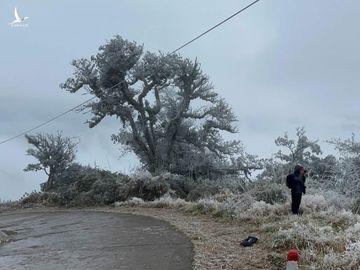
[0,211,192,270]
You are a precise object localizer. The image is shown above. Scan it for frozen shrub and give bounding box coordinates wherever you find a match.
[197,176,247,194]
[114,197,145,207]
[150,196,187,208]
[58,186,78,205]
[251,181,288,205]
[237,200,288,221]
[22,169,172,206]
[345,222,360,241]
[303,189,353,210]
[228,193,255,210]
[341,242,360,268]
[160,173,247,201]
[21,191,42,204]
[90,178,119,204]
[123,173,169,201]
[316,208,358,230]
[162,173,237,200]
[302,192,355,221]
[352,198,360,214]
[160,173,196,198]
[322,190,353,210]
[323,241,360,269]
[67,192,94,207]
[302,194,328,212]
[249,201,277,216]
[186,185,218,201]
[272,221,344,259]
[220,193,256,219]
[21,191,60,206]
[248,201,274,217]
[323,218,360,270]
[124,197,145,207]
[73,175,98,193]
[183,198,221,215]
[0,200,19,211]
[46,163,87,192]
[116,195,188,209]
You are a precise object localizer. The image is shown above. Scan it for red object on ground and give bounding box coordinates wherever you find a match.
[287,249,299,261]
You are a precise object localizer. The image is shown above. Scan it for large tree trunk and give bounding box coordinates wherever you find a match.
[46,168,55,191]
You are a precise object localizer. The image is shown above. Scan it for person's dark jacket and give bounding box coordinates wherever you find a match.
[286,173,306,194]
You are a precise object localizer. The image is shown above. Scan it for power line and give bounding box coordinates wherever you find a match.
[0,97,96,145]
[0,0,261,146]
[170,0,261,54]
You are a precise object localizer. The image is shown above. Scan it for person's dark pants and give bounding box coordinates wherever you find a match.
[291,192,302,214]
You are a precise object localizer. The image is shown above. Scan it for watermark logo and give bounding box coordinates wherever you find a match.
[9,7,29,27]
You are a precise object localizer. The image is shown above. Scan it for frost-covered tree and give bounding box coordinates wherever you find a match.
[61,36,240,175]
[309,154,337,183]
[329,134,360,157]
[24,133,77,191]
[329,134,360,196]
[230,151,264,180]
[258,127,323,183]
[275,127,322,171]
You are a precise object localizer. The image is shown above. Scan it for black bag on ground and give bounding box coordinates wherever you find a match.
[240,236,258,247]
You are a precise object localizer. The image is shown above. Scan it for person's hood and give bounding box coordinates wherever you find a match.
[294,164,304,176]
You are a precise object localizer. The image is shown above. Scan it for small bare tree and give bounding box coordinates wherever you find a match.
[24,132,78,191]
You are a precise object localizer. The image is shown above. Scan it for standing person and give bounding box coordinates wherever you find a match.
[286,165,306,215]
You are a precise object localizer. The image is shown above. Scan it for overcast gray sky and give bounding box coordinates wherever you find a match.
[1,0,359,200]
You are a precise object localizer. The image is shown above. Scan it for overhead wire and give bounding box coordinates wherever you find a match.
[0,0,261,145]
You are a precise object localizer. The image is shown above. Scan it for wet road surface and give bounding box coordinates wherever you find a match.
[0,211,192,270]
